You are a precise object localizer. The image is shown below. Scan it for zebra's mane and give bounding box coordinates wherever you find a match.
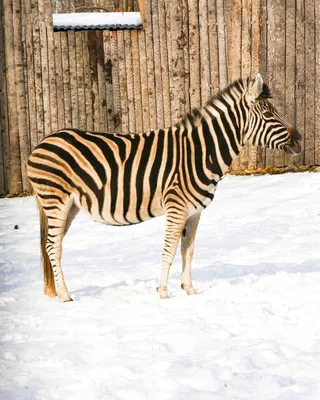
[176,78,272,129]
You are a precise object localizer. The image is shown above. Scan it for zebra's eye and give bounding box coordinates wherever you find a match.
[263,111,273,119]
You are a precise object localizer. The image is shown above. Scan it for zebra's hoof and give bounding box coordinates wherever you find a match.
[63,298,73,303]
[157,286,169,299]
[181,283,196,295]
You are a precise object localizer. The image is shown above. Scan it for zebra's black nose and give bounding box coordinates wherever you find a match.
[290,127,301,141]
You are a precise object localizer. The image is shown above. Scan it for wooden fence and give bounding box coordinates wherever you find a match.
[0,0,319,195]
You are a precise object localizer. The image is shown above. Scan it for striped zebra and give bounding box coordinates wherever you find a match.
[27,74,301,302]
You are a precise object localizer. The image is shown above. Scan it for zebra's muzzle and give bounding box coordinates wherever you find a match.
[284,127,302,155]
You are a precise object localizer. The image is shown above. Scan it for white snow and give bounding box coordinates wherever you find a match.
[0,172,320,399]
[52,12,142,29]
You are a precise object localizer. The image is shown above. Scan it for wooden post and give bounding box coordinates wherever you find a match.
[267,0,286,167]
[75,31,86,130]
[199,0,210,103]
[83,32,94,130]
[138,29,151,132]
[188,0,200,109]
[315,1,320,165]
[168,0,185,123]
[143,0,157,129]
[250,0,264,169]
[38,0,52,138]
[103,31,115,132]
[227,0,242,170]
[110,31,122,132]
[216,0,227,88]
[304,0,315,165]
[284,0,296,166]
[0,0,8,194]
[208,0,219,96]
[295,0,305,166]
[3,0,22,194]
[88,30,100,131]
[158,0,171,127]
[138,0,145,24]
[131,30,143,132]
[68,30,79,128]
[96,31,107,132]
[152,0,164,128]
[46,0,58,133]
[12,0,30,191]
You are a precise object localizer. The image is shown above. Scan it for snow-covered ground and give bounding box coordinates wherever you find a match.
[0,172,319,400]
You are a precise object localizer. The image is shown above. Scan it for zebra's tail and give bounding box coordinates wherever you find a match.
[37,197,57,297]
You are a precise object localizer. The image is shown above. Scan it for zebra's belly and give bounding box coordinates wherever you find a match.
[81,195,165,226]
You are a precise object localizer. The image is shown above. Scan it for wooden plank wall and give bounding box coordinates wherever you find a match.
[0,0,319,195]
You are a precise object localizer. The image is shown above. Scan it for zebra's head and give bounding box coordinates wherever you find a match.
[245,74,301,155]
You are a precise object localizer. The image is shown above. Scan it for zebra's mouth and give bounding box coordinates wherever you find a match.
[284,142,301,155]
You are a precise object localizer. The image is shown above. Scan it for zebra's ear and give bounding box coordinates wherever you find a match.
[249,73,264,100]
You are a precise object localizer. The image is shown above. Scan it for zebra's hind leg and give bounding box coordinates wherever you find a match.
[39,196,75,302]
[157,203,188,299]
[181,213,201,295]
[64,204,80,237]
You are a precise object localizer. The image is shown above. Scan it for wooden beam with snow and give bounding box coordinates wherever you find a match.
[52,12,143,32]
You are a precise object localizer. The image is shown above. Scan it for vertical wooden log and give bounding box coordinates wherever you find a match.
[216,0,227,87]
[96,31,107,132]
[199,0,210,103]
[143,0,157,129]
[304,0,315,165]
[258,0,268,169]
[284,0,296,166]
[46,0,58,133]
[138,29,150,132]
[208,0,219,95]
[181,0,190,113]
[151,0,164,128]
[226,0,241,82]
[103,31,115,132]
[122,30,132,132]
[110,31,122,132]
[315,1,320,164]
[188,0,201,109]
[239,0,252,170]
[61,32,72,128]
[88,31,100,131]
[54,33,65,130]
[83,32,94,130]
[0,0,8,193]
[158,0,171,126]
[248,0,263,169]
[267,0,286,167]
[12,0,30,191]
[295,0,305,166]
[68,30,79,128]
[3,0,22,194]
[38,0,51,138]
[24,0,37,151]
[131,30,143,132]
[227,0,242,170]
[33,0,45,144]
[168,0,185,123]
[138,0,145,23]
[75,31,86,130]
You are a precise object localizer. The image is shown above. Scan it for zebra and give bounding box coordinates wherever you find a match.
[27,74,301,302]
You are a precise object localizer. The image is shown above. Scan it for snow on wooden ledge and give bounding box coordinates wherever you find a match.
[52,12,143,32]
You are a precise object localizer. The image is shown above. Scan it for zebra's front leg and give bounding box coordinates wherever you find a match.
[181,212,201,295]
[157,206,188,299]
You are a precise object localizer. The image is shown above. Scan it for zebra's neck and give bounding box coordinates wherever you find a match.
[177,79,250,178]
